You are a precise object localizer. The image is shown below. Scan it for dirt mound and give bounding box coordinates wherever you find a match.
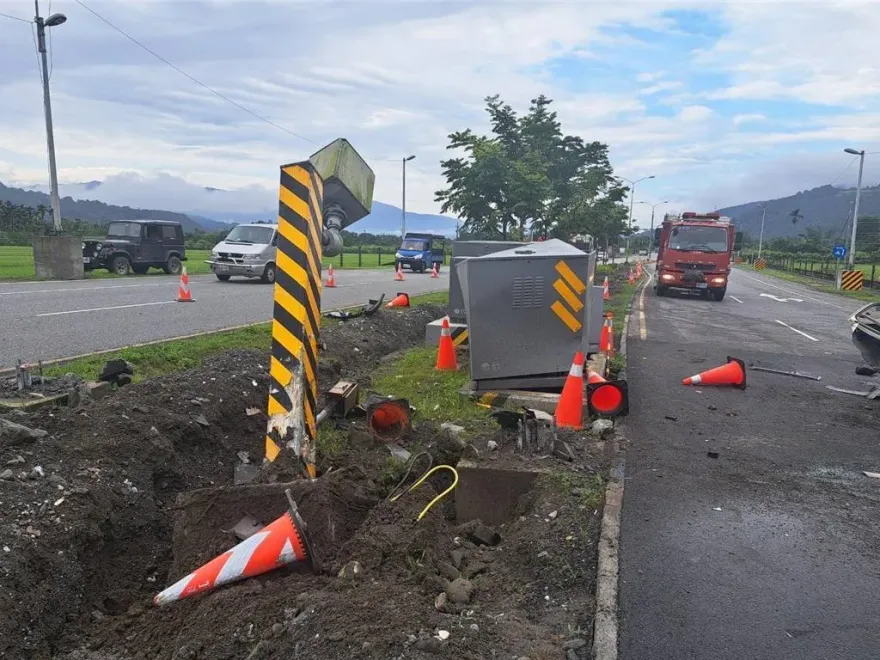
[0,304,444,659]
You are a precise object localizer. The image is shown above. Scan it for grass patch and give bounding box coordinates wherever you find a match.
[371,345,491,433]
[544,471,605,511]
[408,290,449,307]
[740,265,880,302]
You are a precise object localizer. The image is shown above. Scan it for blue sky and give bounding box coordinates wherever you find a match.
[1,0,879,226]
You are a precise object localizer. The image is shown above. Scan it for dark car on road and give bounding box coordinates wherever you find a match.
[82,220,187,276]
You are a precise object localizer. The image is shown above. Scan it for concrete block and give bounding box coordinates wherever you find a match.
[454,460,544,526]
[32,236,84,280]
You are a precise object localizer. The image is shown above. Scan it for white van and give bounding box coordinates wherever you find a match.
[206,223,278,283]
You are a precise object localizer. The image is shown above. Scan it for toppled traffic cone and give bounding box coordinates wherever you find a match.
[599,313,614,356]
[394,262,405,281]
[176,267,194,302]
[603,276,610,301]
[385,292,410,308]
[435,317,458,371]
[555,352,585,429]
[587,370,628,416]
[682,356,746,389]
[326,264,337,288]
[365,394,412,443]
[431,262,439,278]
[154,490,313,606]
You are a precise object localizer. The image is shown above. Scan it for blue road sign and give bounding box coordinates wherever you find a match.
[833,244,847,259]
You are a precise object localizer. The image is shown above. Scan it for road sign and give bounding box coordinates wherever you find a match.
[754,257,767,270]
[841,270,864,291]
[832,244,847,259]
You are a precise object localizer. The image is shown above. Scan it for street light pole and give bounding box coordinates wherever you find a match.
[401,155,415,237]
[638,200,668,258]
[619,175,655,262]
[757,203,767,259]
[34,0,67,233]
[844,148,866,269]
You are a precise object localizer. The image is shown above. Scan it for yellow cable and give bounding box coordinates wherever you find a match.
[390,465,459,521]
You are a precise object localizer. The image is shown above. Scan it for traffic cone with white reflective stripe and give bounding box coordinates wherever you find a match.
[326,264,337,288]
[599,313,614,357]
[395,262,405,281]
[435,317,458,371]
[154,493,313,606]
[682,356,746,389]
[628,270,635,285]
[176,267,194,302]
[603,276,610,301]
[555,352,585,429]
[431,262,439,278]
[587,370,628,417]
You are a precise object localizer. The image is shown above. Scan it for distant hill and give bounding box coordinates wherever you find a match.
[0,181,204,232]
[718,184,880,239]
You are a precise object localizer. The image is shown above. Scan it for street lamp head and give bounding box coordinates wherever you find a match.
[404,155,415,162]
[844,148,863,155]
[646,175,656,180]
[45,13,67,27]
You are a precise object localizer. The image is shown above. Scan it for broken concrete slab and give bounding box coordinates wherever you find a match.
[455,460,546,526]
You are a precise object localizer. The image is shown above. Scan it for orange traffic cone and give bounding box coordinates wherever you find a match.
[599,313,614,356]
[435,317,458,371]
[586,370,627,416]
[682,356,746,389]
[326,264,336,288]
[395,262,405,281]
[603,276,610,301]
[154,497,313,606]
[385,292,410,308]
[636,261,643,277]
[431,262,439,278]
[555,352,585,429]
[176,267,194,302]
[628,270,635,285]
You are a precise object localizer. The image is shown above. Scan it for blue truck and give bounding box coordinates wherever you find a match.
[395,232,446,273]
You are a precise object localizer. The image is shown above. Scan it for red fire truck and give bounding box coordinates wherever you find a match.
[653,212,742,301]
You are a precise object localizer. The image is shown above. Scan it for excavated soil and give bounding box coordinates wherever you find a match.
[0,301,610,660]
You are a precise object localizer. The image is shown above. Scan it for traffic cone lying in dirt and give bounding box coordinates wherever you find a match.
[587,370,629,417]
[154,490,313,606]
[431,262,439,278]
[325,264,336,288]
[603,276,611,301]
[682,356,747,389]
[176,267,194,302]
[435,317,458,371]
[385,292,410,308]
[395,262,405,281]
[599,313,614,357]
[555,352,585,430]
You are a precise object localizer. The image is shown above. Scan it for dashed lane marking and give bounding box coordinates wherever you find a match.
[774,319,819,342]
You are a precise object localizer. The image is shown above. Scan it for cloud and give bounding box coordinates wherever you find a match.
[0,0,878,232]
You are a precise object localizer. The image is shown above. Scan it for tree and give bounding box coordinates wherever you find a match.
[435,95,628,241]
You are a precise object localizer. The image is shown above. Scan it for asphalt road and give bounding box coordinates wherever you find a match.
[619,268,880,660]
[0,268,448,368]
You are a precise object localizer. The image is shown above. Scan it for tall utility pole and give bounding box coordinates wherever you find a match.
[619,175,655,262]
[844,148,866,269]
[34,1,67,232]
[757,203,767,259]
[638,200,668,258]
[401,155,415,237]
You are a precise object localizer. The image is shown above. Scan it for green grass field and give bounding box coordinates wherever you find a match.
[0,245,398,281]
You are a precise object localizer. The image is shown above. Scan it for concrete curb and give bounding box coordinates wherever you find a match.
[592,271,649,660]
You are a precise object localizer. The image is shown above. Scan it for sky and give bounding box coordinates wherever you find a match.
[1,0,880,229]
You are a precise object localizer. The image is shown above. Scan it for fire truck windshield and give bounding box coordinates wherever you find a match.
[668,225,728,253]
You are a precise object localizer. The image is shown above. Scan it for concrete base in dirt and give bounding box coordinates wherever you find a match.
[425,318,469,346]
[455,460,546,526]
[32,235,84,280]
[459,353,609,414]
[0,381,112,412]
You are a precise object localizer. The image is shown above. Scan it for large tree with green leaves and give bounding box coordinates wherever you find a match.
[435,95,628,242]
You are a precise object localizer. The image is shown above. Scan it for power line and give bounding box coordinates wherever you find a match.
[72,0,320,146]
[0,11,31,23]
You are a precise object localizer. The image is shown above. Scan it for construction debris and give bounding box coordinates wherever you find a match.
[751,365,821,381]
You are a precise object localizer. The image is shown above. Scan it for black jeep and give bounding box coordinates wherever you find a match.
[82,220,187,276]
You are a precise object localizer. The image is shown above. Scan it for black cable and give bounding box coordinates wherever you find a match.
[0,11,31,23]
[72,0,320,146]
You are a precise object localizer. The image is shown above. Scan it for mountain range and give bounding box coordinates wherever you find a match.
[1,173,459,236]
[717,183,880,239]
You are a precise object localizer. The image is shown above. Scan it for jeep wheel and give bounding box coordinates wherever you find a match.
[216,274,231,282]
[111,256,131,276]
[163,256,182,275]
[261,262,277,284]
[132,265,149,275]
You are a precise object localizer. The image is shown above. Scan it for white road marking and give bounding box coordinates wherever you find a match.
[729,295,743,304]
[638,271,653,340]
[37,301,177,317]
[774,319,819,342]
[736,270,851,311]
[760,293,803,303]
[0,281,178,296]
